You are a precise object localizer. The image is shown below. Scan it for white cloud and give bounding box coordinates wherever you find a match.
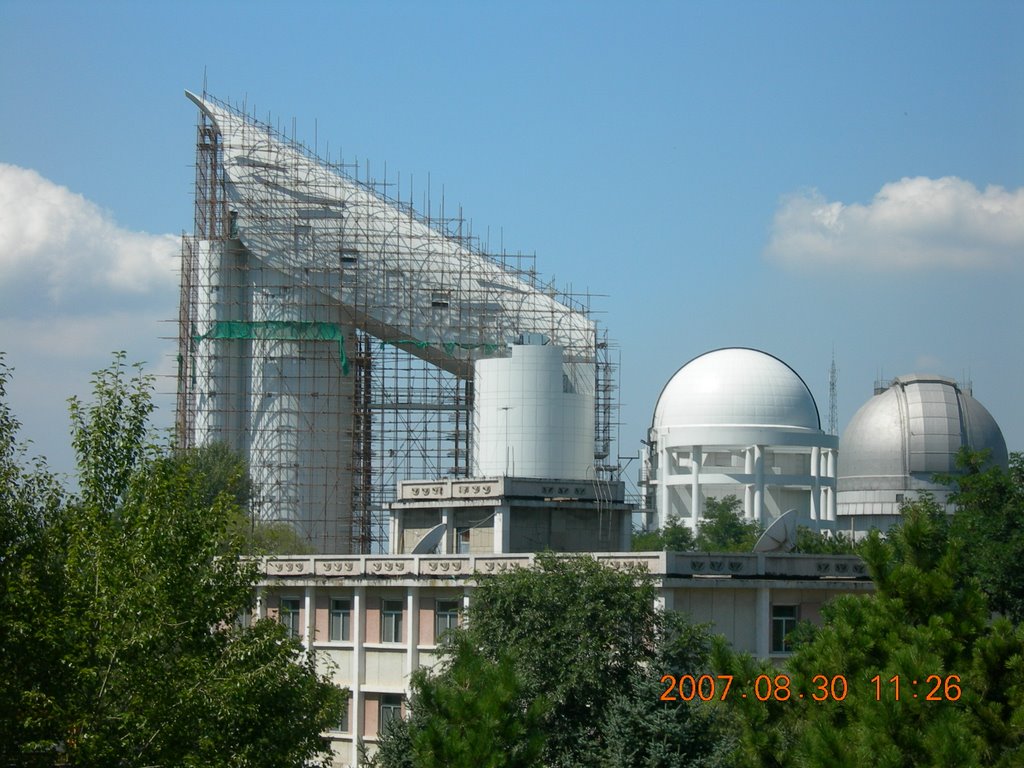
[0,165,180,475]
[765,176,1024,271]
[0,164,179,311]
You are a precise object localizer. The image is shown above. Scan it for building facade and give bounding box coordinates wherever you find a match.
[258,550,872,767]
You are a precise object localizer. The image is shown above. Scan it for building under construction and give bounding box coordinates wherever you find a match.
[176,91,617,554]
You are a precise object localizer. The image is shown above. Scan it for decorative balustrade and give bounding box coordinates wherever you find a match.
[261,551,867,582]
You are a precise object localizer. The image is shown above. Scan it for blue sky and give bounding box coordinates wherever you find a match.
[1,0,1022,483]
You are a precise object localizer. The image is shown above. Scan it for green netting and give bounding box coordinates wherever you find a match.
[195,321,349,374]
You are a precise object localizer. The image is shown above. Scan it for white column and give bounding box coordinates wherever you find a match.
[303,585,316,651]
[753,445,765,527]
[756,587,771,659]
[744,447,754,521]
[826,450,837,522]
[390,509,403,554]
[405,588,418,691]
[690,446,702,530]
[494,503,511,553]
[351,587,364,768]
[441,507,452,554]
[810,447,821,530]
[657,444,671,530]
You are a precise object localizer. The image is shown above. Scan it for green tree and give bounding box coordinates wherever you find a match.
[696,495,761,551]
[376,553,731,768]
[375,635,548,768]
[947,449,1024,622]
[716,497,1024,768]
[463,553,661,766]
[794,526,859,554]
[181,441,316,555]
[632,516,696,551]
[0,354,346,766]
[600,612,737,768]
[0,356,68,758]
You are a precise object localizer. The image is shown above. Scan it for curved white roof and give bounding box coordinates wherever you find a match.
[653,348,821,431]
[184,91,595,378]
[839,374,1008,488]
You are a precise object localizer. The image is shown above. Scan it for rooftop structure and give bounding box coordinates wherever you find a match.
[643,348,837,532]
[837,374,1008,534]
[176,92,617,553]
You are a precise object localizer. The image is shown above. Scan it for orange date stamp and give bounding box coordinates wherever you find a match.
[659,673,962,702]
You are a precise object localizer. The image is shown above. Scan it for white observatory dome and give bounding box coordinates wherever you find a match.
[645,347,836,534]
[653,347,821,431]
[837,374,1008,533]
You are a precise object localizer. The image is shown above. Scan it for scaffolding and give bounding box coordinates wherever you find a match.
[177,91,619,554]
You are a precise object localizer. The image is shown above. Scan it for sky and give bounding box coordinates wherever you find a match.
[1,0,1022,488]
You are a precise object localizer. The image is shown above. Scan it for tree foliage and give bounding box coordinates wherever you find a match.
[463,553,662,767]
[179,441,316,556]
[696,495,762,552]
[600,612,737,768]
[715,497,1024,768]
[375,553,732,768]
[632,516,696,551]
[374,635,548,768]
[0,354,345,767]
[794,526,859,554]
[947,449,1024,622]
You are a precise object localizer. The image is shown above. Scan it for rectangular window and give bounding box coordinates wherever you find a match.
[336,699,350,733]
[771,605,799,653]
[382,599,403,643]
[434,599,460,641]
[379,694,403,733]
[280,596,301,640]
[329,598,351,642]
[456,527,471,555]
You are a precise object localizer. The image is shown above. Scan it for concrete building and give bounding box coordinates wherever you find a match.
[643,348,838,534]
[257,549,871,766]
[837,374,1008,535]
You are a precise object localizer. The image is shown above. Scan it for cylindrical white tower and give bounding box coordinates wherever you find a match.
[473,342,595,480]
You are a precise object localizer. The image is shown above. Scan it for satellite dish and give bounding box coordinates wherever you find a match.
[753,509,798,553]
[410,523,447,555]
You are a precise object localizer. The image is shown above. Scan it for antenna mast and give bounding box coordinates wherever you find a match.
[828,348,839,436]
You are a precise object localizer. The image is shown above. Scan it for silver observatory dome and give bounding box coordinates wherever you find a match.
[837,374,1008,534]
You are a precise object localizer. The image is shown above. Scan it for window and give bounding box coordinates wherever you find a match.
[456,527,471,554]
[335,699,350,733]
[329,598,351,642]
[434,599,460,641]
[382,599,403,643]
[379,694,403,733]
[280,596,301,640]
[771,605,799,653]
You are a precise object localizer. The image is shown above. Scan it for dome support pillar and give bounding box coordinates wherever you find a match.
[753,445,765,527]
[823,450,831,524]
[744,447,755,521]
[810,446,821,531]
[691,446,703,531]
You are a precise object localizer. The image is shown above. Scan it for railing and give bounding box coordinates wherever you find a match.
[260,551,868,581]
